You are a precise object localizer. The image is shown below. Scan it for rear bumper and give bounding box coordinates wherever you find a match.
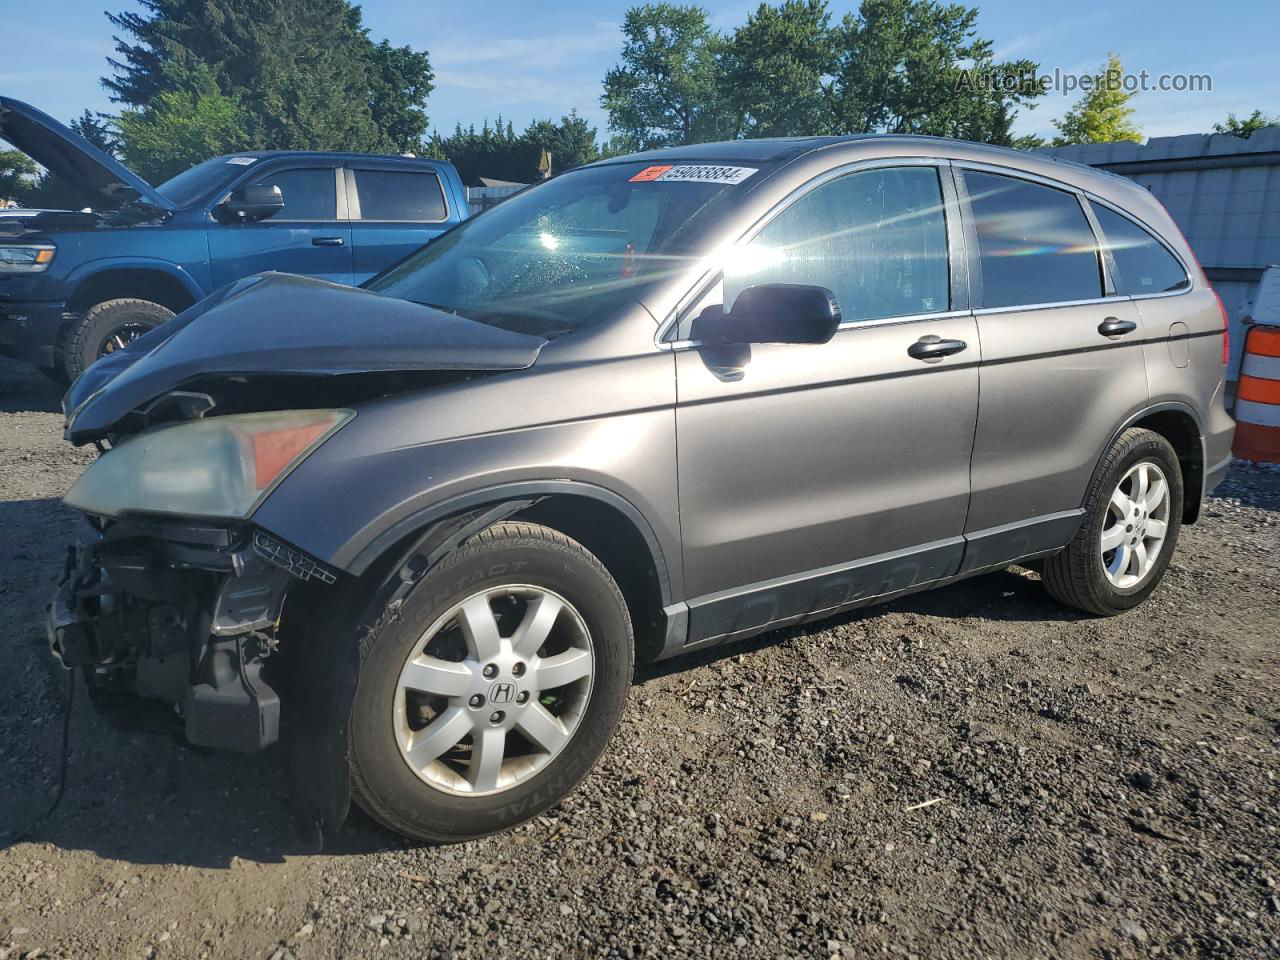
[0,299,65,367]
[1204,454,1232,497]
[47,518,296,753]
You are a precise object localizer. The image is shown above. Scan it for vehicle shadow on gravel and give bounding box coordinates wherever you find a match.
[636,566,1082,684]
[0,359,63,414]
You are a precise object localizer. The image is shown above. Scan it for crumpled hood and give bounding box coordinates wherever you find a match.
[63,272,547,444]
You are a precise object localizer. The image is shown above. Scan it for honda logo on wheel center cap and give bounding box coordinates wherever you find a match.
[489,681,517,705]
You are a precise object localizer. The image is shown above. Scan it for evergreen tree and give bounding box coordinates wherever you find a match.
[69,111,122,157]
[104,0,432,156]
[116,62,247,182]
[1051,53,1142,145]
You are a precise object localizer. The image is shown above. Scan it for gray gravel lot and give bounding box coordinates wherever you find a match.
[1,355,1277,960]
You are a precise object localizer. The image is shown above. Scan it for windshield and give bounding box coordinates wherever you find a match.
[365,160,771,336]
[156,156,256,208]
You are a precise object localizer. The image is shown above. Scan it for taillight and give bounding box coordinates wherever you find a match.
[1212,289,1230,365]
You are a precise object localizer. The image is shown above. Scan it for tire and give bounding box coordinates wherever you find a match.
[349,521,633,843]
[1043,428,1183,616]
[64,298,174,381]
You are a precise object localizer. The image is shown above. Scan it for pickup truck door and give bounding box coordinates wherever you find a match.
[207,161,353,287]
[345,164,454,284]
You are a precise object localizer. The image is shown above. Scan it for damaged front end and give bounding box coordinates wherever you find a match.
[48,518,333,752]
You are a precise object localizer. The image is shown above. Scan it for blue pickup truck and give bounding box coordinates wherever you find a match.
[0,97,469,380]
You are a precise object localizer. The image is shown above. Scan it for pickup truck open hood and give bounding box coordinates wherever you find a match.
[63,273,548,444]
[0,96,175,212]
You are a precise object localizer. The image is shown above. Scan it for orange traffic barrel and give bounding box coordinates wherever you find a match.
[1233,324,1280,463]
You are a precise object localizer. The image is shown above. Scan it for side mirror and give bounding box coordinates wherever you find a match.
[692,283,842,345]
[220,184,285,222]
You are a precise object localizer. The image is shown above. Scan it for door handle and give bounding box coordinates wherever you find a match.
[1097,316,1137,338]
[908,335,968,361]
[312,237,344,246]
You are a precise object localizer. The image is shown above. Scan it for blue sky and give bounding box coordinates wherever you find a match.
[3,0,1277,144]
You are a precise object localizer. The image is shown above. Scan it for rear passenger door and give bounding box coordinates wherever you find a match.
[207,161,353,287]
[957,166,1148,572]
[346,163,453,284]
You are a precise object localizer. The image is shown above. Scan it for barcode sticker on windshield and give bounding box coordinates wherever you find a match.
[633,164,758,185]
[226,157,257,165]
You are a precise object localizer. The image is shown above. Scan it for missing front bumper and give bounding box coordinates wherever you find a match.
[47,519,299,753]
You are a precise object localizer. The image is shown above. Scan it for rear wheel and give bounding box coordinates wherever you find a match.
[349,522,633,842]
[64,298,173,381]
[1043,428,1183,615]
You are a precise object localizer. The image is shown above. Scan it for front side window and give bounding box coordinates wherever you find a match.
[965,171,1102,308]
[725,166,951,323]
[253,167,337,220]
[354,169,447,221]
[1091,204,1189,295]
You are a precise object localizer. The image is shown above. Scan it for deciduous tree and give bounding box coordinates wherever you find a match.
[1213,110,1279,139]
[601,4,734,148]
[721,0,836,137]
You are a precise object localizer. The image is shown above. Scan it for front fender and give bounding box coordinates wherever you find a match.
[252,404,683,603]
[63,256,207,303]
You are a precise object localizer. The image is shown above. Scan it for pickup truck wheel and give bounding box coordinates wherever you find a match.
[1043,428,1183,616]
[64,298,174,380]
[349,522,633,843]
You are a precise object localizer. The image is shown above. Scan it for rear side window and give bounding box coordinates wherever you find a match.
[725,165,950,323]
[965,171,1102,308]
[354,169,447,221]
[1091,204,1189,295]
[253,168,337,220]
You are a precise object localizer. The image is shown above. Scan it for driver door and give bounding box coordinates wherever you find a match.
[207,161,353,287]
[673,162,980,646]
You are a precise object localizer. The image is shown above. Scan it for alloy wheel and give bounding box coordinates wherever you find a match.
[392,585,594,796]
[99,322,151,357]
[1100,460,1171,589]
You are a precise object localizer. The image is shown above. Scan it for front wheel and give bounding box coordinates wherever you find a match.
[1043,428,1183,616]
[63,298,174,381]
[349,522,633,842]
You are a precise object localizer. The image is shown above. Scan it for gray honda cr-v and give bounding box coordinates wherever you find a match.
[50,135,1234,843]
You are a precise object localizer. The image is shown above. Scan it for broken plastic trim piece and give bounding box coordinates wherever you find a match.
[252,529,337,584]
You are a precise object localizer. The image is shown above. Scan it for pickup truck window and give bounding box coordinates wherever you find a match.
[354,169,447,221]
[366,160,771,336]
[252,168,337,220]
[156,156,251,207]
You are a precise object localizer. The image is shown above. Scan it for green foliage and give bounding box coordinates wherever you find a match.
[832,0,1042,143]
[721,0,835,137]
[429,113,603,186]
[116,63,247,183]
[69,111,122,157]
[0,150,38,205]
[1051,53,1142,146]
[104,0,433,170]
[366,41,437,153]
[1213,110,1279,139]
[522,110,602,173]
[601,4,734,149]
[602,0,1045,147]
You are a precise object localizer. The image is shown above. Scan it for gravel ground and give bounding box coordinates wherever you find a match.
[1,354,1277,960]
